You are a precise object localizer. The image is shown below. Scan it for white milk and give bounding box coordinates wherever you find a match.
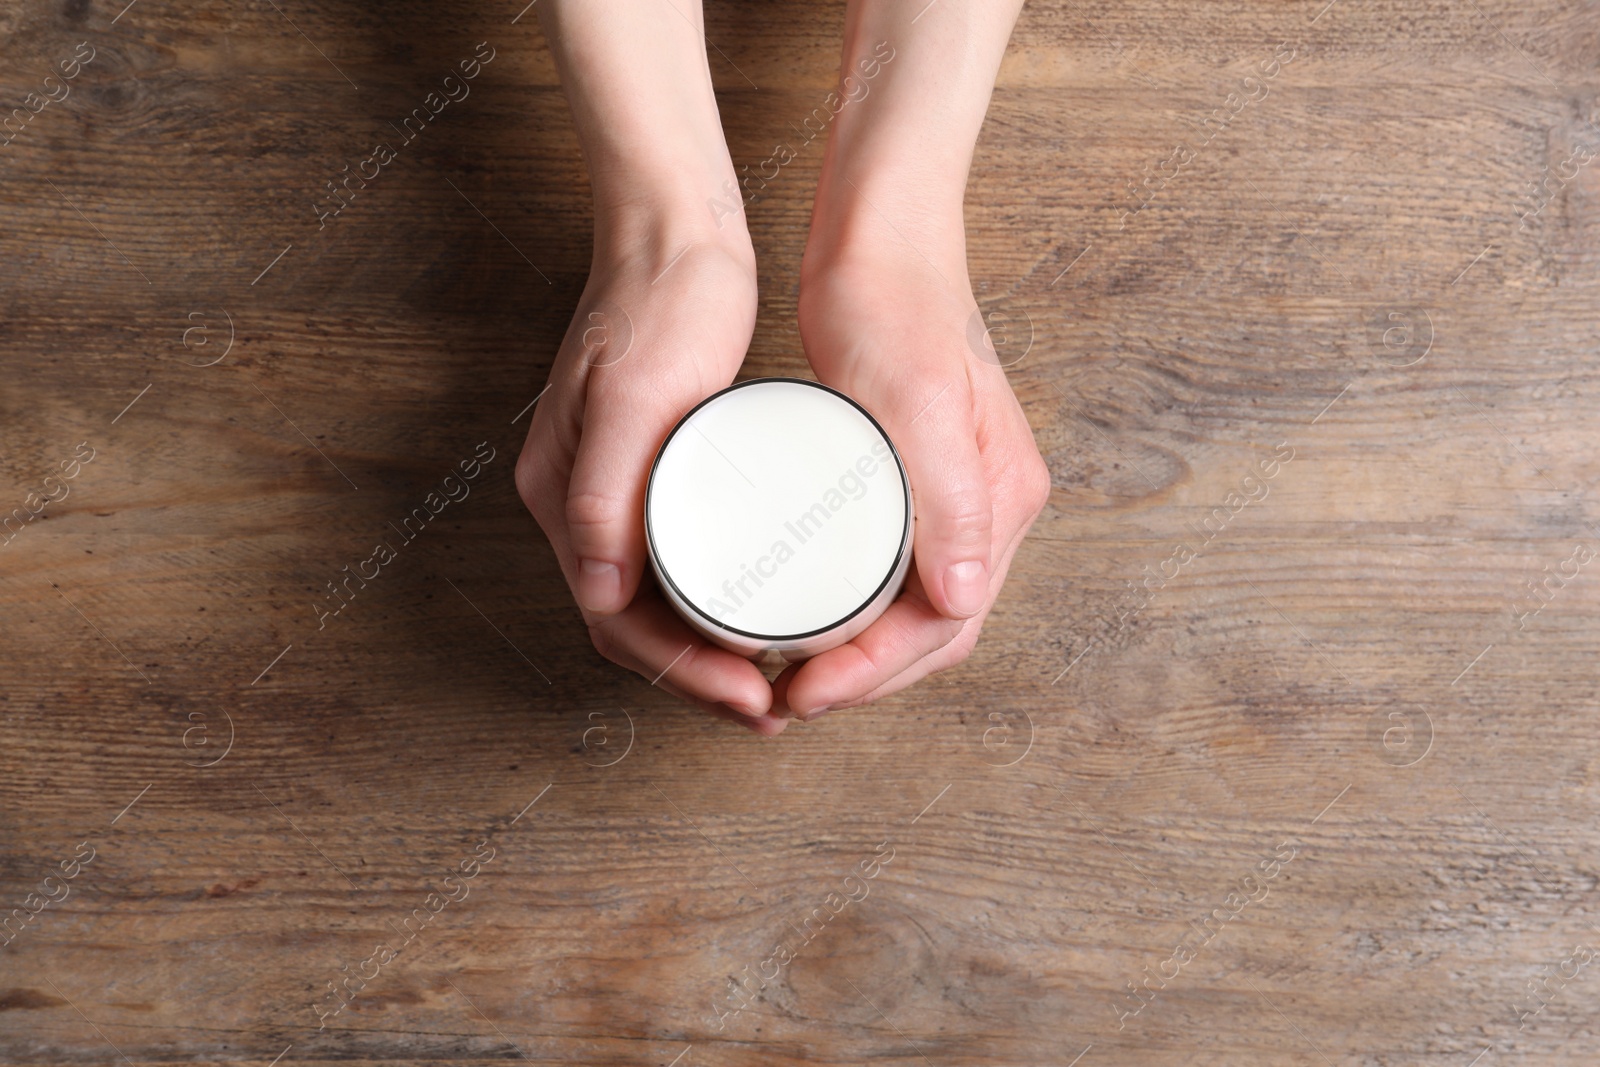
[645,378,913,657]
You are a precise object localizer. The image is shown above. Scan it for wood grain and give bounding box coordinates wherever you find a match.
[4,0,1600,1063]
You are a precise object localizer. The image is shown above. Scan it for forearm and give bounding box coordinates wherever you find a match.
[808,0,1025,270]
[537,1,743,250]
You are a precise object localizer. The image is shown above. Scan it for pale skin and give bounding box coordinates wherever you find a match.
[516,0,1051,736]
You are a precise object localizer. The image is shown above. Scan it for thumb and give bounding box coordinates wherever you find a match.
[886,378,994,619]
[563,383,672,616]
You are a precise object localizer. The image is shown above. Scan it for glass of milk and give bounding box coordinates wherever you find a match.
[645,378,914,658]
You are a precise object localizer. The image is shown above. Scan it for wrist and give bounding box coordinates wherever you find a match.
[803,117,973,285]
[801,164,970,295]
[802,1,1024,287]
[536,1,752,267]
[588,159,756,277]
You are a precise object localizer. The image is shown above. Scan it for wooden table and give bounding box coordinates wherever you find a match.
[4,0,1598,1063]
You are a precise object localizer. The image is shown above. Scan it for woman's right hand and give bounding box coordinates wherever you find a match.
[515,225,788,735]
[518,0,791,734]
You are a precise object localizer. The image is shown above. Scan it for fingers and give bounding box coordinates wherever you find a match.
[775,450,1044,719]
[814,498,1037,711]
[775,570,965,719]
[562,369,681,616]
[886,375,995,620]
[516,366,585,581]
[655,672,787,735]
[588,596,774,718]
[697,699,791,736]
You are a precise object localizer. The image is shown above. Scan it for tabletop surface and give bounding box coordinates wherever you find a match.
[4,1,1599,1064]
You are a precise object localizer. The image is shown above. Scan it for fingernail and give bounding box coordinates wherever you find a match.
[799,704,835,722]
[728,701,765,718]
[944,560,988,617]
[577,558,621,612]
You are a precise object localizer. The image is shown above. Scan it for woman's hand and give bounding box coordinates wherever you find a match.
[779,240,1051,720]
[516,232,790,734]
[517,0,790,734]
[776,0,1044,720]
